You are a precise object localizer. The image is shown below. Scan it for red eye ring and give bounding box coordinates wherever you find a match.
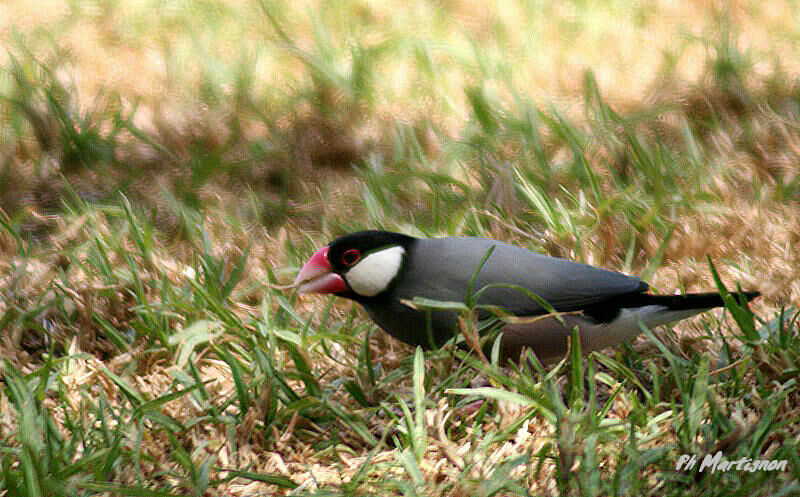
[341,248,361,266]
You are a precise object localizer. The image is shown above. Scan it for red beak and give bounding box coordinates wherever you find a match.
[293,246,349,294]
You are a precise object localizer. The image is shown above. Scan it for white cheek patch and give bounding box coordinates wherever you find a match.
[345,246,405,297]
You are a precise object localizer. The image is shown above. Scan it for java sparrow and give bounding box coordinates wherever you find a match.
[293,230,759,364]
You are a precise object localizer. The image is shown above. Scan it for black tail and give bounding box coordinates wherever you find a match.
[585,291,760,323]
[644,291,760,310]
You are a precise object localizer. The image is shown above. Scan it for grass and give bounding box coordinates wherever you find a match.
[1,0,800,495]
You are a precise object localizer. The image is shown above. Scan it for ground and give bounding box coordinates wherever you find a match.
[0,1,799,496]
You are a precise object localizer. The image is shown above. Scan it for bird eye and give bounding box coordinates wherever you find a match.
[341,249,361,266]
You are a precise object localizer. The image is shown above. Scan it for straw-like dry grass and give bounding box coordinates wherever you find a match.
[1,1,798,496]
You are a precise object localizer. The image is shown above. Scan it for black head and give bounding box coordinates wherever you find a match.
[327,230,416,274]
[294,230,417,301]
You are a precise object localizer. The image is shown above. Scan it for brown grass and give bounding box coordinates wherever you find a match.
[1,1,799,495]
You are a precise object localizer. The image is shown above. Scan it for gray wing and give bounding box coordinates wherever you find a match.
[393,236,647,315]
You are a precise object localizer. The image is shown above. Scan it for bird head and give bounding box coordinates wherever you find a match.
[293,231,415,299]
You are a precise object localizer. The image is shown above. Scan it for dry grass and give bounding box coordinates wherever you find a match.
[1,1,799,496]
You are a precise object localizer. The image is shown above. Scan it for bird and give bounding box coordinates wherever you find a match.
[293,230,759,365]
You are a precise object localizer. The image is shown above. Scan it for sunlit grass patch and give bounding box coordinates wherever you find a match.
[1,1,800,495]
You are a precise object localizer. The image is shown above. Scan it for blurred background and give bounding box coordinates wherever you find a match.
[2,1,799,278]
[2,1,798,296]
